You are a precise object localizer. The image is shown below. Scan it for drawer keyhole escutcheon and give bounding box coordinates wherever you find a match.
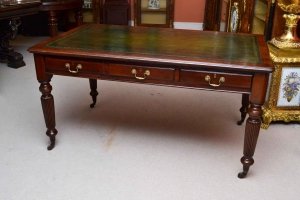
[205,74,225,87]
[131,68,151,80]
[65,63,82,74]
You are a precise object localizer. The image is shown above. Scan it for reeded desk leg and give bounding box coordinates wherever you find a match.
[238,103,262,178]
[237,94,249,125]
[89,79,98,108]
[39,81,57,150]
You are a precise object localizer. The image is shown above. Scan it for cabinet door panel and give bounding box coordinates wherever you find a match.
[135,0,174,28]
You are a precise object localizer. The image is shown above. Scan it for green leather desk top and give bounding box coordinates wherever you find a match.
[46,24,262,64]
[28,24,273,72]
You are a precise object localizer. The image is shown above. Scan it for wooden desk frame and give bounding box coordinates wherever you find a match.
[29,24,273,178]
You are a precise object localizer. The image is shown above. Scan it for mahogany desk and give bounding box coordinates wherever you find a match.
[29,24,273,178]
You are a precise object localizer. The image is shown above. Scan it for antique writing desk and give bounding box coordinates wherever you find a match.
[29,24,273,178]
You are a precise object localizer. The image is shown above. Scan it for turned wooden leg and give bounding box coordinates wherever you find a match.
[39,80,57,150]
[89,79,98,108]
[75,9,83,26]
[48,11,58,37]
[238,103,262,178]
[237,94,250,125]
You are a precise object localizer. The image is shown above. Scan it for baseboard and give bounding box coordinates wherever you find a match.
[129,20,203,31]
[173,22,203,30]
[129,20,135,26]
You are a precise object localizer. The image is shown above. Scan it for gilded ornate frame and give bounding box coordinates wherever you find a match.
[262,47,300,129]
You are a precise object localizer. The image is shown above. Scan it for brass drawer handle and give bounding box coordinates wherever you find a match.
[205,75,225,87]
[131,68,150,80]
[65,63,82,74]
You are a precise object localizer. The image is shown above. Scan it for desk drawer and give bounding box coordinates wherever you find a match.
[45,57,104,76]
[180,70,252,91]
[108,64,175,82]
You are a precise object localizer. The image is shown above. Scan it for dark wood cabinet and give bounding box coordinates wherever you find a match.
[204,0,285,40]
[204,0,256,33]
[228,0,256,33]
[252,0,285,41]
[92,0,129,25]
[134,0,174,27]
[203,0,222,31]
[102,0,130,25]
[267,1,285,39]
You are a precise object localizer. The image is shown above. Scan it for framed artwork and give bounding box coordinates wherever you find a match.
[277,67,300,108]
[148,0,160,9]
[83,0,92,9]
